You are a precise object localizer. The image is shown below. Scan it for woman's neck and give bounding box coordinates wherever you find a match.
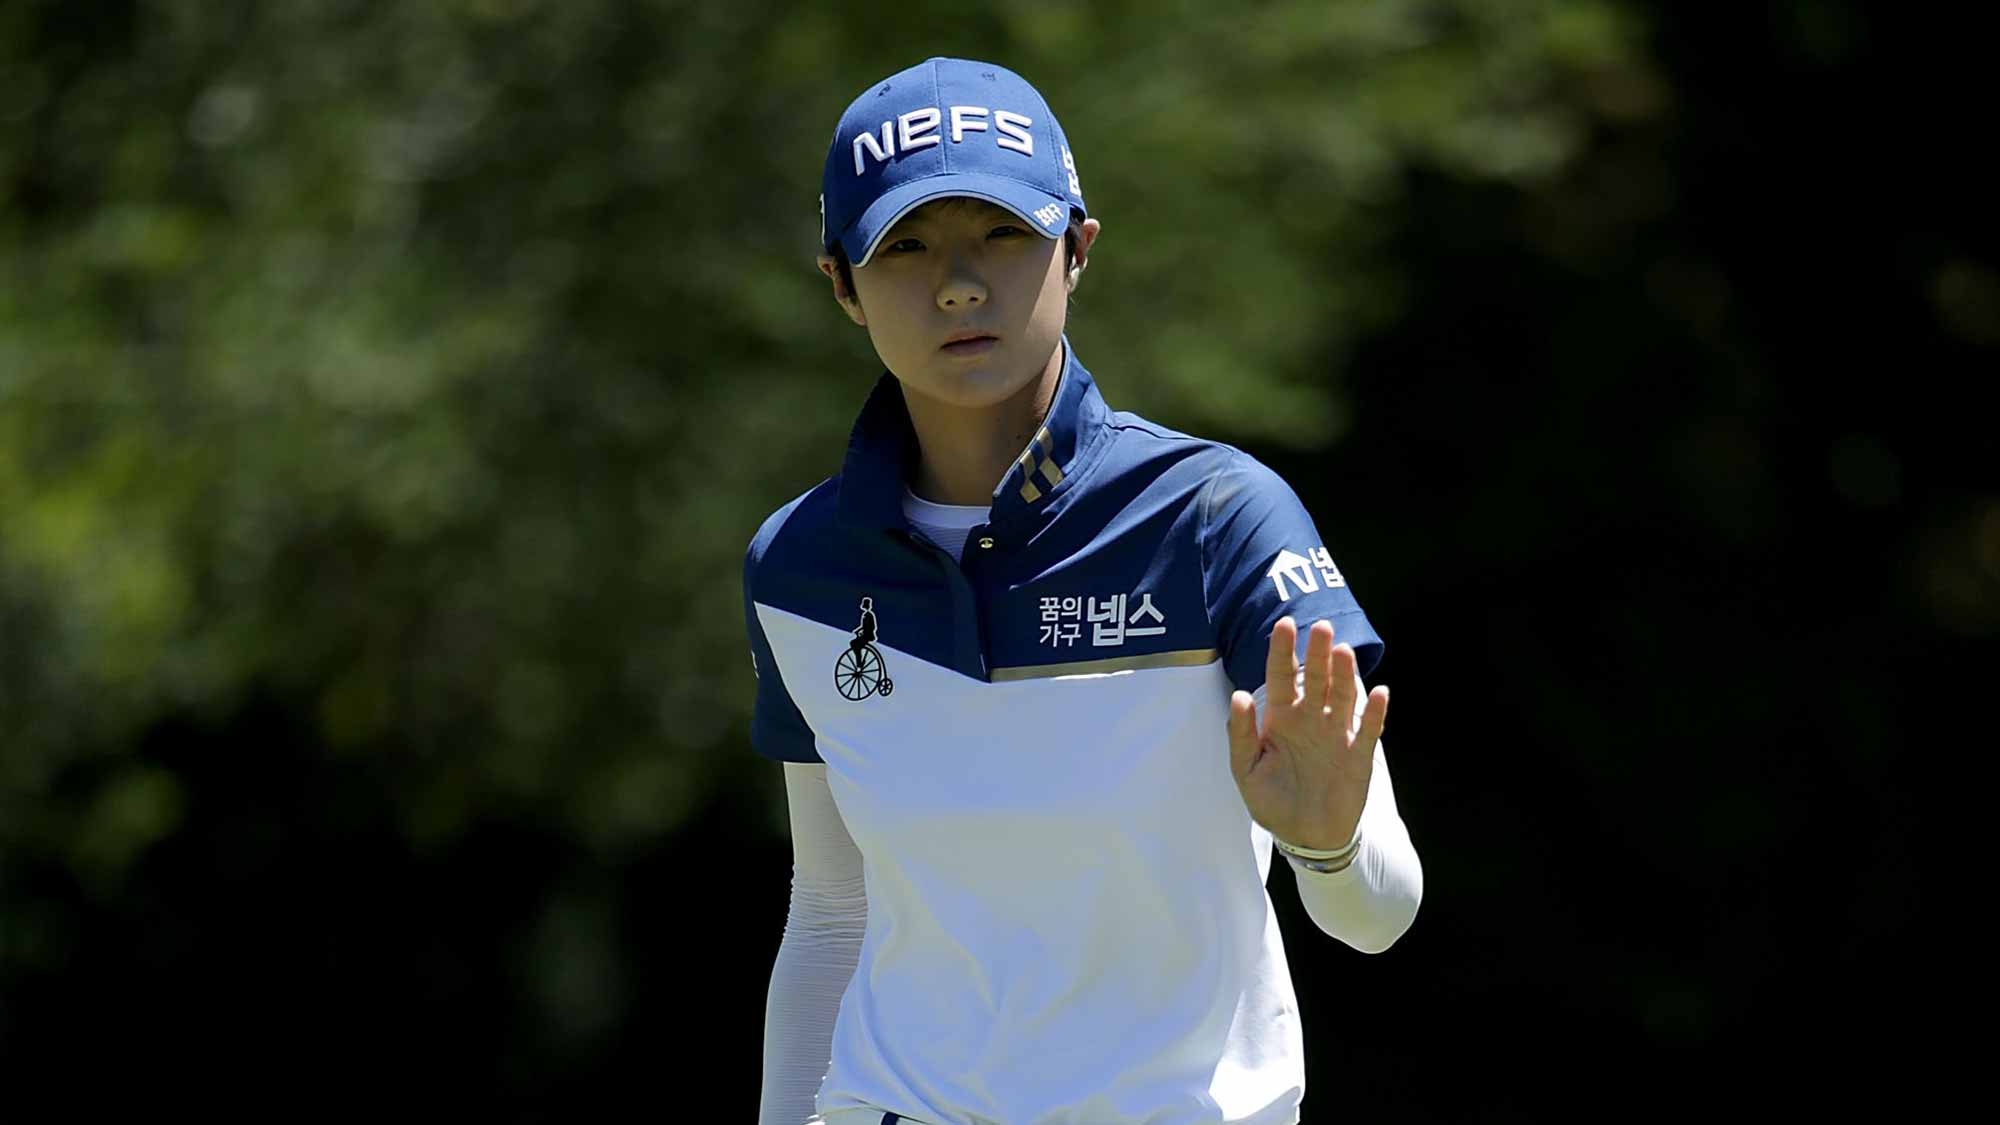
[902,342,1064,507]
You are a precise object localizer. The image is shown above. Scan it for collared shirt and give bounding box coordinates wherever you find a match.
[744,337,1383,1125]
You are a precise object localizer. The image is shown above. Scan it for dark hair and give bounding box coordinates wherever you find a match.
[830,219,1084,306]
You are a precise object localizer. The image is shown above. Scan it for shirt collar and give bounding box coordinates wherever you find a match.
[835,334,1113,535]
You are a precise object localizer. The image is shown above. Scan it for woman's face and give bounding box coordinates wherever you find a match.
[826,197,1093,410]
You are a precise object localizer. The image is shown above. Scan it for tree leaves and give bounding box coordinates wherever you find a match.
[0,0,1654,879]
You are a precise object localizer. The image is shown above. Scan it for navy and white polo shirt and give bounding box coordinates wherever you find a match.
[744,338,1383,1125]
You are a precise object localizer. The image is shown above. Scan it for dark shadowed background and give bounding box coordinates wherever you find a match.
[1,1,1985,1119]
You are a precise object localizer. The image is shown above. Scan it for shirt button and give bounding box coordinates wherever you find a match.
[977,537,995,549]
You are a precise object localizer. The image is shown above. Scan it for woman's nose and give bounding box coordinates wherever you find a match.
[938,266,987,309]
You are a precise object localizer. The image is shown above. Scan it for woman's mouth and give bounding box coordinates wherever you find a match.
[940,335,998,356]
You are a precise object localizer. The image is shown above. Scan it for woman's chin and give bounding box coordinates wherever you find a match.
[901,359,1040,411]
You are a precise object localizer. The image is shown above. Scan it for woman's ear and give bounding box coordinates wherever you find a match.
[1067,218,1102,291]
[816,254,868,327]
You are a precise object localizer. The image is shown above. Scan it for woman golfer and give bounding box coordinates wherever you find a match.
[745,57,1423,1125]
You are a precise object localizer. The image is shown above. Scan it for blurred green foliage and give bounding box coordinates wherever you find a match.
[0,0,1656,890]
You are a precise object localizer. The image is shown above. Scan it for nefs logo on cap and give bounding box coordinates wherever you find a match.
[820,57,1086,269]
[849,105,1037,175]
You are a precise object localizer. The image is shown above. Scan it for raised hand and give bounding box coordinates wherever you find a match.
[1226,617,1390,852]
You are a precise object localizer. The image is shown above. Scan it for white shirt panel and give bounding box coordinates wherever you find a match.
[756,602,1303,1125]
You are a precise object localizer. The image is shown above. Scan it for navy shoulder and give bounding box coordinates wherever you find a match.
[1195,445,1303,528]
[1095,408,1248,482]
[741,478,836,766]
[1104,407,1227,451]
[1093,406,1317,530]
[744,476,841,582]
[1186,441,1386,688]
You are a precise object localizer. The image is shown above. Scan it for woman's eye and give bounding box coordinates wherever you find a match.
[888,238,924,253]
[990,226,1025,238]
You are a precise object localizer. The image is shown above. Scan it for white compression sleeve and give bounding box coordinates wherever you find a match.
[1285,736,1423,953]
[1255,676,1424,954]
[759,762,868,1125]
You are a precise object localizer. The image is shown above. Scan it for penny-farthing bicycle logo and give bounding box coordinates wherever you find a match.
[834,596,894,701]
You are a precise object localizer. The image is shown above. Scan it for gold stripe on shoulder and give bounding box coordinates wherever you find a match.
[1035,426,1054,454]
[990,647,1220,682]
[1038,457,1065,488]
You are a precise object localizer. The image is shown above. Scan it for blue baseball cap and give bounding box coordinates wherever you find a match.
[820,57,1087,269]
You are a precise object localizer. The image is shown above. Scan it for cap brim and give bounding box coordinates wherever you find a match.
[838,173,1069,269]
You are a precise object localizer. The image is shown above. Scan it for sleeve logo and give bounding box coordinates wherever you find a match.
[1266,547,1346,601]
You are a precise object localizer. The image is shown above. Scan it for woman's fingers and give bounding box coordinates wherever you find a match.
[1355,685,1389,754]
[1302,620,1334,719]
[1262,619,1381,749]
[1266,617,1298,709]
[1329,644,1358,734]
[1226,689,1261,782]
